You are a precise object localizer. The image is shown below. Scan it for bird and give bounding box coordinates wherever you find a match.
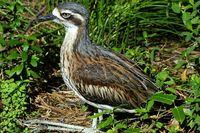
[38,1,158,118]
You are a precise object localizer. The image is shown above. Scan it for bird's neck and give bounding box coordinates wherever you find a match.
[62,26,89,53]
[60,26,89,82]
[60,26,89,79]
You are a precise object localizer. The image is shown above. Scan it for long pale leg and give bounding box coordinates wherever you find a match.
[23,119,103,133]
[92,109,104,128]
[98,109,103,122]
[92,113,98,128]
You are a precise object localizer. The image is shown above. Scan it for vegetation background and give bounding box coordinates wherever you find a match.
[0,0,200,132]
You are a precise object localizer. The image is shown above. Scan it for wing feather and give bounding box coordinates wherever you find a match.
[68,45,158,108]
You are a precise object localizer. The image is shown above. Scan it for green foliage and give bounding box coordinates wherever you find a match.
[0,79,28,132]
[172,0,200,42]
[183,75,200,131]
[172,106,185,124]
[151,92,177,105]
[89,0,186,49]
[156,70,175,87]
[0,0,43,132]
[182,43,198,57]
[97,114,141,133]
[0,1,42,79]
[190,74,200,97]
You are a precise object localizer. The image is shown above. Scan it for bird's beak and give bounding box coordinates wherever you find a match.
[37,14,56,22]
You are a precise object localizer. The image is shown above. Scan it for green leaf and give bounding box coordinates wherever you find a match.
[19,85,26,92]
[148,33,157,38]
[141,113,149,120]
[27,35,37,41]
[9,39,21,47]
[7,50,19,60]
[22,42,29,52]
[191,16,199,24]
[29,70,40,78]
[150,47,159,62]
[166,87,176,94]
[189,0,194,5]
[14,63,24,75]
[156,122,163,129]
[194,1,200,9]
[0,36,6,46]
[175,60,187,69]
[180,32,193,42]
[194,115,200,125]
[172,106,185,124]
[191,10,197,18]
[5,69,15,77]
[115,123,127,129]
[182,44,197,57]
[143,31,148,39]
[21,51,28,62]
[0,24,3,32]
[135,108,147,113]
[156,70,169,81]
[7,2,15,11]
[146,100,154,112]
[31,45,43,53]
[16,4,24,13]
[106,129,115,133]
[30,59,37,67]
[185,97,195,104]
[151,92,176,105]
[98,116,114,129]
[182,12,193,31]
[124,128,140,133]
[89,111,105,119]
[182,12,191,22]
[196,37,200,43]
[171,2,181,13]
[190,74,200,97]
[164,78,175,85]
[30,55,39,67]
[185,21,193,31]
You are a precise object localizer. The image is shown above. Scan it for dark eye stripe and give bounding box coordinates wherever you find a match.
[70,17,82,26]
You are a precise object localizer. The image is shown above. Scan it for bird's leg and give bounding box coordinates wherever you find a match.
[22,119,103,133]
[98,109,103,123]
[92,109,104,128]
[92,112,98,128]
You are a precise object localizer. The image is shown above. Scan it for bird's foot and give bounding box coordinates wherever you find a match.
[22,119,103,133]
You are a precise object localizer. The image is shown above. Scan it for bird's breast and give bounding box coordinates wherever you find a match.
[60,27,80,91]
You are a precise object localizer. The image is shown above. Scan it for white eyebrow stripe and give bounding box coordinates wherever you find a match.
[53,8,85,24]
[61,10,84,22]
[52,8,65,21]
[74,13,84,22]
[60,10,73,14]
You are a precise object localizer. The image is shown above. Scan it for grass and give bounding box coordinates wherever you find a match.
[0,0,200,132]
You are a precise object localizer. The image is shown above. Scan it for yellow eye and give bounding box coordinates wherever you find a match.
[61,13,71,19]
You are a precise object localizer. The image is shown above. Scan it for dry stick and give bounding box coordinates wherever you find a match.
[23,119,103,133]
[24,5,46,33]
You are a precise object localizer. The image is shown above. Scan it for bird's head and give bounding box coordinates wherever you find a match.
[38,2,89,29]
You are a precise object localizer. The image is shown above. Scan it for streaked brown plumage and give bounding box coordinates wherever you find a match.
[38,2,158,113]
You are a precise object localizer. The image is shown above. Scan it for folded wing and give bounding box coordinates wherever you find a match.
[70,46,158,109]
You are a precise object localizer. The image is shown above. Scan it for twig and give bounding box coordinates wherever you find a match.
[153,55,177,65]
[24,5,46,33]
[23,119,104,133]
